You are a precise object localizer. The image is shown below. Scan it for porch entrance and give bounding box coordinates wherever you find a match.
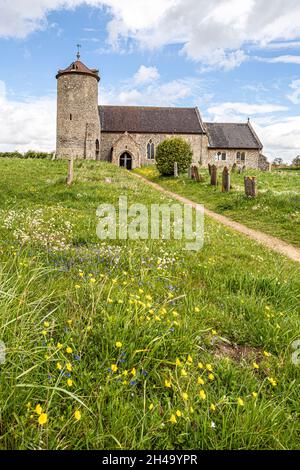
[119,152,132,170]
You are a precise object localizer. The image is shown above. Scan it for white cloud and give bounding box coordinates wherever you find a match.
[1,1,300,69]
[259,55,300,65]
[133,65,160,85]
[287,79,300,104]
[0,81,56,152]
[207,102,288,122]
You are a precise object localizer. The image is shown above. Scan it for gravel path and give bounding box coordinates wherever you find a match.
[134,173,300,264]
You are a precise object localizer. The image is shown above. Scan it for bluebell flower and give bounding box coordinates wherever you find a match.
[130,380,137,386]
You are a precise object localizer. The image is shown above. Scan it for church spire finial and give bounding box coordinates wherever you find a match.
[76,44,81,60]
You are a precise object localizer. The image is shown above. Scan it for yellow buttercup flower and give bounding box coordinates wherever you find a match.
[44,321,50,328]
[67,379,73,387]
[194,307,200,313]
[199,390,206,400]
[35,404,42,415]
[66,347,73,354]
[182,392,189,401]
[38,413,48,426]
[187,355,193,364]
[131,367,137,377]
[74,410,81,421]
[208,373,215,381]
[206,364,213,372]
[56,362,62,371]
[57,343,63,350]
[175,358,182,367]
[263,351,271,358]
[149,404,154,411]
[210,404,216,412]
[170,414,177,424]
[198,362,204,369]
[268,377,277,387]
[237,398,245,406]
[75,285,81,290]
[66,363,72,372]
[252,392,258,399]
[253,362,259,370]
[181,369,188,377]
[111,364,118,373]
[116,341,122,348]
[165,380,172,388]
[197,377,205,385]
[176,410,182,417]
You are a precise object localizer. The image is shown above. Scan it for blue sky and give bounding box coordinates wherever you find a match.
[0,0,300,162]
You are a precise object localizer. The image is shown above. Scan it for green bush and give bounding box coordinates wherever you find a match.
[0,151,52,159]
[155,137,193,176]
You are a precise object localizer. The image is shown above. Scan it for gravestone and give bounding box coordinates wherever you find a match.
[222,166,230,192]
[208,163,212,176]
[174,162,179,178]
[191,165,201,182]
[67,158,74,186]
[231,163,237,173]
[188,166,192,179]
[244,176,257,197]
[210,165,218,186]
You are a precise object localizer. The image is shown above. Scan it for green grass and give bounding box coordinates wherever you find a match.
[134,166,300,248]
[0,158,299,450]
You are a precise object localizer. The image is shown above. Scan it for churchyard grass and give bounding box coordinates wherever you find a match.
[135,166,300,248]
[0,158,299,450]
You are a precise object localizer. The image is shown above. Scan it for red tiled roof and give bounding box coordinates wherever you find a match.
[99,106,205,134]
[56,60,100,81]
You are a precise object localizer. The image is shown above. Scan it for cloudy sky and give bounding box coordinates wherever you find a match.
[0,0,300,161]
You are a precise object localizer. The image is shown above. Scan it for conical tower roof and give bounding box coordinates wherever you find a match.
[56,60,100,81]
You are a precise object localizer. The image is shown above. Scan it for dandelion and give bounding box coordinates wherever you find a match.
[210,404,216,412]
[149,404,154,411]
[237,398,245,407]
[165,380,172,388]
[67,379,73,387]
[253,362,259,370]
[116,341,122,348]
[182,392,189,401]
[199,390,206,400]
[66,347,73,354]
[38,413,48,426]
[35,404,42,415]
[74,410,81,421]
[170,414,177,425]
[176,410,182,417]
[111,364,118,373]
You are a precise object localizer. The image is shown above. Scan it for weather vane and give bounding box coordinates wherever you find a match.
[76,44,81,60]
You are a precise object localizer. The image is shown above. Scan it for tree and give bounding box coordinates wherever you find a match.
[273,158,284,166]
[292,156,300,167]
[155,138,193,176]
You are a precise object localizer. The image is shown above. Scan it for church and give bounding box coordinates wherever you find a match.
[56,54,266,170]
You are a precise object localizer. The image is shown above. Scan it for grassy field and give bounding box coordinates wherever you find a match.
[135,166,300,248]
[0,158,299,450]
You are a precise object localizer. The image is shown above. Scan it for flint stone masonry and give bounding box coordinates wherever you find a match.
[55,57,266,170]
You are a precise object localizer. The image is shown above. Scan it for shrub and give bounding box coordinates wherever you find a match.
[155,138,193,176]
[0,151,52,159]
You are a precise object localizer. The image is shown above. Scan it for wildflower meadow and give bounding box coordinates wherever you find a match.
[0,159,299,450]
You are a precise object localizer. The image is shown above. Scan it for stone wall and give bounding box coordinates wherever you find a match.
[100,132,209,166]
[207,149,260,169]
[56,74,101,159]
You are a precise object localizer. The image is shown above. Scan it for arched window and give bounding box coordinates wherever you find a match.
[237,151,246,163]
[96,139,100,160]
[147,140,155,160]
[217,151,226,161]
[70,114,73,121]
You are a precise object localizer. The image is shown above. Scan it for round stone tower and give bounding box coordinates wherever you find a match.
[56,53,101,160]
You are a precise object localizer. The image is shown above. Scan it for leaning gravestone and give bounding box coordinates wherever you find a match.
[244,176,257,197]
[210,165,218,186]
[208,163,212,176]
[191,165,201,182]
[222,166,230,192]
